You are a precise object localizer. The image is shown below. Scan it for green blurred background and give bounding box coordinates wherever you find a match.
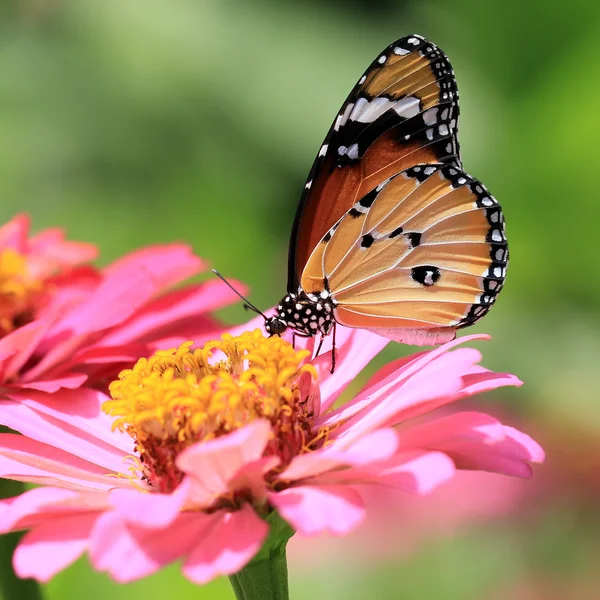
[1,0,599,598]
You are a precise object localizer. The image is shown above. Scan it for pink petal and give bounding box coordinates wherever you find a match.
[89,511,208,582]
[13,513,97,582]
[323,342,511,449]
[177,420,272,505]
[0,214,29,251]
[454,368,523,397]
[0,319,53,382]
[19,373,88,392]
[450,426,545,478]
[47,267,158,337]
[99,279,247,347]
[0,395,133,473]
[0,433,128,491]
[269,485,365,536]
[28,229,98,274]
[396,333,491,381]
[504,427,545,463]
[316,346,480,433]
[4,388,133,454]
[103,244,205,289]
[399,412,507,450]
[280,428,399,481]
[22,333,90,383]
[313,327,389,412]
[324,353,472,449]
[370,451,456,494]
[343,334,492,420]
[28,245,206,378]
[399,412,544,478]
[182,505,268,584]
[225,456,280,502]
[0,487,103,533]
[312,451,456,495]
[66,344,147,367]
[37,266,101,318]
[108,480,191,529]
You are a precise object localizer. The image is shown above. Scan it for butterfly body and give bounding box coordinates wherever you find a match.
[265,290,336,338]
[266,34,508,347]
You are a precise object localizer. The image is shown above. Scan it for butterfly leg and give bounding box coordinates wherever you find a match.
[314,335,325,359]
[330,321,337,374]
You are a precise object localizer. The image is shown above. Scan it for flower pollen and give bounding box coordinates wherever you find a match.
[0,249,43,336]
[103,329,318,493]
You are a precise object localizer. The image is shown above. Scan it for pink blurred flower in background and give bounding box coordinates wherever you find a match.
[0,214,243,393]
[0,321,543,584]
[289,462,536,571]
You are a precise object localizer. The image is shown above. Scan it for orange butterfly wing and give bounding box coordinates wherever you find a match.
[300,164,508,344]
[288,34,461,291]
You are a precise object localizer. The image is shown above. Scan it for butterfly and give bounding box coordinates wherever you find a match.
[256,34,507,361]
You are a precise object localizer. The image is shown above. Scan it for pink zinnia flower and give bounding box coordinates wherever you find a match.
[0,215,243,393]
[0,322,543,584]
[0,214,96,336]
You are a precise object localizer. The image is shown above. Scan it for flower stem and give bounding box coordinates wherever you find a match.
[228,553,289,600]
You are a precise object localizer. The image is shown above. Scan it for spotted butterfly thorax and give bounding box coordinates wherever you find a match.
[263,34,508,349]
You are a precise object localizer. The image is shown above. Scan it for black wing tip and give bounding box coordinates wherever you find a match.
[385,34,450,59]
[388,33,429,49]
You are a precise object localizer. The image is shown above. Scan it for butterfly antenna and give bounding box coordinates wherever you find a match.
[212,269,267,318]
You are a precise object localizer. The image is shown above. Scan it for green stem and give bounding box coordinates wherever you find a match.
[0,479,44,600]
[228,552,289,600]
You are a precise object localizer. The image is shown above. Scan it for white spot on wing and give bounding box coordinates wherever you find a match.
[393,96,421,119]
[350,97,387,123]
[423,108,438,126]
[335,102,355,132]
[346,143,359,160]
[319,144,328,157]
[349,96,421,124]
[394,46,409,55]
[378,55,386,64]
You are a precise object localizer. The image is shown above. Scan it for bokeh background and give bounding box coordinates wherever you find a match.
[1,0,599,598]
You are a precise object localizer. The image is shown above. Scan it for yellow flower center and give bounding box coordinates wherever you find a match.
[0,249,43,336]
[103,330,319,493]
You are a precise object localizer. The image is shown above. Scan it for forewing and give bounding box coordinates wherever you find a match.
[288,34,461,291]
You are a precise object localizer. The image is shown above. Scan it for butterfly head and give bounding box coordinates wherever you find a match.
[264,315,288,336]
